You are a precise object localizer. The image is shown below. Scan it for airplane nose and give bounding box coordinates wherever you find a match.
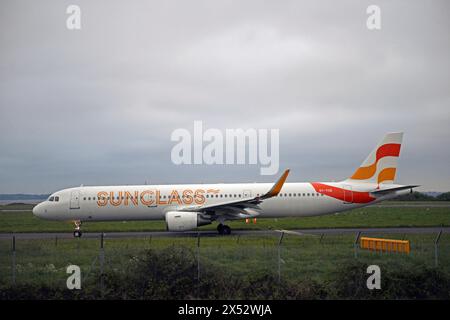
[32,203,43,217]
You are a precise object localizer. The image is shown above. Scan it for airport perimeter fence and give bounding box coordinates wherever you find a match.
[0,231,449,295]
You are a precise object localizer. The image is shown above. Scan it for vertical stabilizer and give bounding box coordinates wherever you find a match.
[346,132,403,185]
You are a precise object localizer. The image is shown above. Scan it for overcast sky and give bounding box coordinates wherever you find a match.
[0,0,449,193]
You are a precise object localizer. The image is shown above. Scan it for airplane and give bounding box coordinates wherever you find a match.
[32,132,418,237]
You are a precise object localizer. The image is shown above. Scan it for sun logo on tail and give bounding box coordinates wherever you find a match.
[348,133,403,185]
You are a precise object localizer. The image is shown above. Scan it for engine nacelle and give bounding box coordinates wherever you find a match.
[165,211,211,231]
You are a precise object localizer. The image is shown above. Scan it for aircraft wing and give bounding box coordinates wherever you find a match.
[179,169,290,218]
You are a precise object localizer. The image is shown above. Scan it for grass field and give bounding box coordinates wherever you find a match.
[1,233,449,284]
[0,232,449,299]
[0,202,449,233]
[1,202,449,299]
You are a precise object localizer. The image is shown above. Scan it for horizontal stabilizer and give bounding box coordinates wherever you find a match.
[370,185,419,195]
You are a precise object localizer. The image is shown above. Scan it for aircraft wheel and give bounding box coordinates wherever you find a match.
[223,225,231,235]
[73,230,82,238]
[217,224,224,235]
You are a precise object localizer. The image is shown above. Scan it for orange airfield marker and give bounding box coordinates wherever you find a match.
[360,237,410,254]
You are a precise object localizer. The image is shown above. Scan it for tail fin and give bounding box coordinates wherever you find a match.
[347,132,403,185]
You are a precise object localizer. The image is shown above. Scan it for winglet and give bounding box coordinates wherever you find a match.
[261,169,290,199]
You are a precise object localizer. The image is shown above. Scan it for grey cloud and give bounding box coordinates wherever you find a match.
[0,0,449,193]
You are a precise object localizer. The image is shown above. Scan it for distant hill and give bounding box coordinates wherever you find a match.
[0,194,49,201]
[436,192,450,201]
[423,192,443,198]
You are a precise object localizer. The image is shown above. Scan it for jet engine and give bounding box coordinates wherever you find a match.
[165,211,212,231]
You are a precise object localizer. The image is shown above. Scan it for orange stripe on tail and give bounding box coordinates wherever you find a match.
[351,143,401,180]
[377,167,396,184]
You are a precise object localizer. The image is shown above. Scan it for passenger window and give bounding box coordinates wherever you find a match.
[83,197,86,200]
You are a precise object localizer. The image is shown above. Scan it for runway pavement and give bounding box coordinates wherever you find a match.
[0,227,448,240]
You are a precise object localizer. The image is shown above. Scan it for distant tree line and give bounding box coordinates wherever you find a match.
[391,191,450,201]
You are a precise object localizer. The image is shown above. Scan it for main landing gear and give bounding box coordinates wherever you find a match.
[73,220,82,238]
[217,223,231,235]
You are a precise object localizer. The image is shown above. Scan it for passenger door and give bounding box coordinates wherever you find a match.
[70,190,81,209]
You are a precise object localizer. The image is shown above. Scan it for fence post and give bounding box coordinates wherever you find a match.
[354,232,361,258]
[196,232,201,299]
[434,230,442,267]
[197,232,200,282]
[278,232,284,283]
[12,235,16,286]
[99,233,105,296]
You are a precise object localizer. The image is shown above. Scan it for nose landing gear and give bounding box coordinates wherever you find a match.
[217,223,231,235]
[73,220,82,238]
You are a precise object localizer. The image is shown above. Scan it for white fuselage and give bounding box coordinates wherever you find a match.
[32,181,404,222]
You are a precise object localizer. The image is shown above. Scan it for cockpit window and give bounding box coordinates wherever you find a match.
[54,196,59,202]
[49,196,54,202]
